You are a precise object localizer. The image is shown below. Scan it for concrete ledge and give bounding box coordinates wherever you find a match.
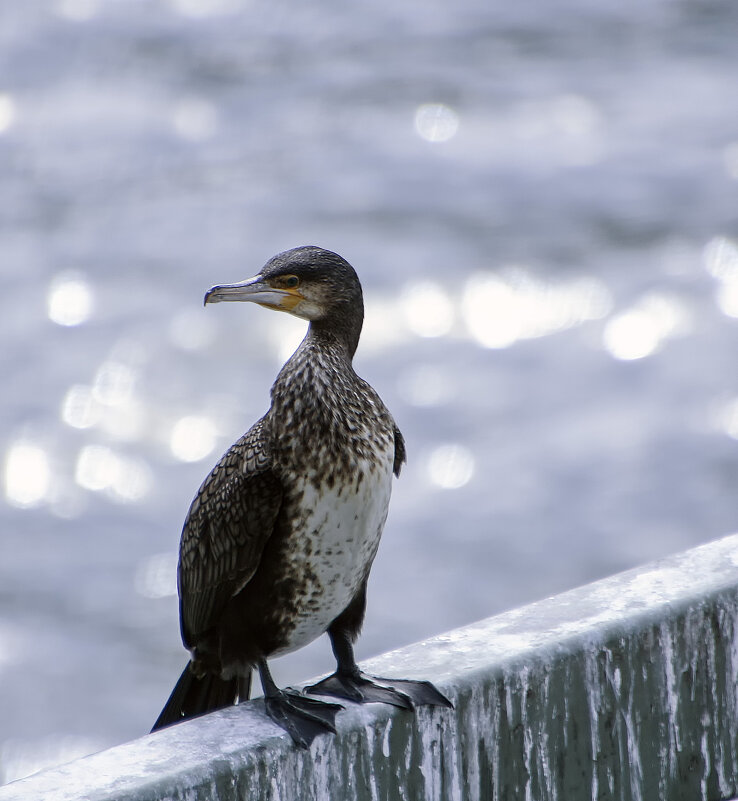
[4,534,738,800]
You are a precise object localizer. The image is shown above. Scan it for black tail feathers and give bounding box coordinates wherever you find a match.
[151,663,251,732]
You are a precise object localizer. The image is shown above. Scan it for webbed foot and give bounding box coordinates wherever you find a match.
[264,689,343,749]
[305,670,453,710]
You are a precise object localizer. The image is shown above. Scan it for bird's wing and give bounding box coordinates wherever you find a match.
[177,418,283,648]
[393,425,406,477]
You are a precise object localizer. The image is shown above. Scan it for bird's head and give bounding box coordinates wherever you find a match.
[204,246,363,325]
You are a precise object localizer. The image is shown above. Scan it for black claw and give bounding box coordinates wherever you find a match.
[305,670,453,711]
[264,689,343,749]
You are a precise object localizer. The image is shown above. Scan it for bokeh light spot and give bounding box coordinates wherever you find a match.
[93,362,136,406]
[47,274,93,327]
[4,442,51,508]
[414,103,460,143]
[75,445,117,492]
[603,311,661,360]
[427,443,475,489]
[61,385,101,429]
[463,275,521,348]
[170,416,217,462]
[704,237,738,318]
[75,445,151,502]
[603,294,689,361]
[703,236,738,282]
[402,281,454,337]
[462,270,611,349]
[717,283,738,318]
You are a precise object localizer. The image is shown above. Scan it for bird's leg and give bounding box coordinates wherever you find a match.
[257,658,343,749]
[305,629,453,710]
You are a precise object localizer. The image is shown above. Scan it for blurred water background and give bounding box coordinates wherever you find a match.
[2,0,738,784]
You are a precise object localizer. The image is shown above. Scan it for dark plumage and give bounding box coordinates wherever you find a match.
[152,246,450,747]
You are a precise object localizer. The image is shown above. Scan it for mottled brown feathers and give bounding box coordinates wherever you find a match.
[178,419,283,648]
[269,336,397,490]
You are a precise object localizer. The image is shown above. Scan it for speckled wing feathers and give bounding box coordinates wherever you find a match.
[178,418,283,648]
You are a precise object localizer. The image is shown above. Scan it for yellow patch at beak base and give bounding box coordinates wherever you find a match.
[277,289,303,311]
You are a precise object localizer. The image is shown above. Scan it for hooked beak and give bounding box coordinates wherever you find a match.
[204,275,302,311]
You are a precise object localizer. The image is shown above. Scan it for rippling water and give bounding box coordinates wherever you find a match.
[2,0,738,783]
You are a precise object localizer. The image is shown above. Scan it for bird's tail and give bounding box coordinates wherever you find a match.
[151,663,251,732]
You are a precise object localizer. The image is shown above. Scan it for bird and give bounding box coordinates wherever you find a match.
[151,246,451,748]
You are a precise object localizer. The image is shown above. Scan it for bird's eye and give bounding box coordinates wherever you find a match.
[284,275,299,289]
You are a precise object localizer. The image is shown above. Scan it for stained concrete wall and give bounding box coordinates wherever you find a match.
[3,534,738,801]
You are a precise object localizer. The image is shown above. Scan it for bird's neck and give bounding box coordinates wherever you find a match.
[269,302,364,418]
[308,301,363,361]
[268,329,359,457]
[304,325,354,363]
[271,328,352,404]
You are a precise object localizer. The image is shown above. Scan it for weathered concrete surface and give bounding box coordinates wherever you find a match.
[4,533,738,801]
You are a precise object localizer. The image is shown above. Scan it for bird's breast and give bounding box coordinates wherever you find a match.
[271,442,395,656]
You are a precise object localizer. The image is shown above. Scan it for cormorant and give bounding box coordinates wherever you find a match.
[152,246,451,748]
